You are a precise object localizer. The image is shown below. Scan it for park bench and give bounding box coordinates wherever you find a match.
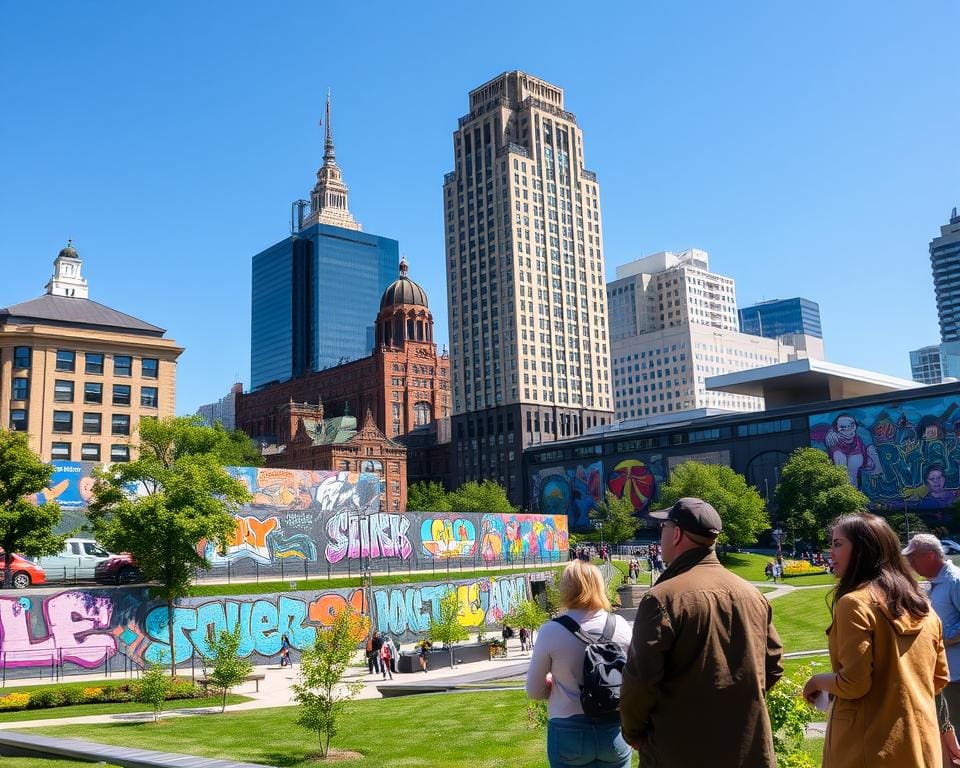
[196,672,266,694]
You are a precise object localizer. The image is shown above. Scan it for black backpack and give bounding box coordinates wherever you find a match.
[552,613,625,717]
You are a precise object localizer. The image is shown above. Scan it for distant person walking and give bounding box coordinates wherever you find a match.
[419,639,432,673]
[519,626,530,653]
[279,634,291,667]
[380,639,394,680]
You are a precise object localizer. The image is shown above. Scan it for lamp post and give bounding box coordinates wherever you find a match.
[772,527,784,560]
[594,521,604,549]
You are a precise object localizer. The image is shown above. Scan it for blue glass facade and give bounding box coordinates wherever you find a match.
[739,297,822,340]
[250,224,399,390]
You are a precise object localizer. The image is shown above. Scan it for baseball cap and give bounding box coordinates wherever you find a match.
[901,533,941,556]
[649,497,723,539]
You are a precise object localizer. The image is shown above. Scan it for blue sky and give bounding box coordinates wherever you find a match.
[2,2,957,415]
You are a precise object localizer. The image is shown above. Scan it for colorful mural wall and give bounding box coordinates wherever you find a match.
[809,394,960,519]
[0,573,537,678]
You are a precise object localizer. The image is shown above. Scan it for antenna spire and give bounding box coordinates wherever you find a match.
[324,88,335,162]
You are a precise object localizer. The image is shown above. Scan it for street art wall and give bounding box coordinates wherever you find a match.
[38,464,568,567]
[0,573,537,679]
[809,393,960,520]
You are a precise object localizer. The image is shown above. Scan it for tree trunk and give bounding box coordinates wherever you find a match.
[2,551,12,589]
[167,598,177,679]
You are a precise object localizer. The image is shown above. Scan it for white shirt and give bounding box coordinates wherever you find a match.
[525,608,632,720]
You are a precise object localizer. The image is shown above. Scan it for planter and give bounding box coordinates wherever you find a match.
[396,641,493,673]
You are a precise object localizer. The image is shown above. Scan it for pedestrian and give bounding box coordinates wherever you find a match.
[764,560,774,581]
[383,634,398,675]
[772,560,783,583]
[803,513,948,768]
[525,559,633,768]
[279,633,291,667]
[380,638,394,680]
[419,639,432,673]
[620,497,783,767]
[519,626,530,653]
[369,631,384,676]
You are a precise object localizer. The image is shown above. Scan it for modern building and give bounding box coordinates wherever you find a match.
[606,250,824,420]
[250,94,399,390]
[0,242,182,462]
[739,297,822,340]
[443,71,614,503]
[931,207,960,380]
[197,382,243,430]
[909,345,943,385]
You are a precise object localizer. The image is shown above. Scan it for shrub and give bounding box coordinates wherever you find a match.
[766,662,818,768]
[82,686,105,701]
[60,688,85,705]
[167,678,202,700]
[783,560,827,577]
[26,688,62,709]
[0,692,30,711]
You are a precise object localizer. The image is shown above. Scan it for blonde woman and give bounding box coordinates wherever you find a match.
[525,560,632,768]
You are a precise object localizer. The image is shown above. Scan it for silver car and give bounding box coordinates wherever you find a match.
[37,539,112,581]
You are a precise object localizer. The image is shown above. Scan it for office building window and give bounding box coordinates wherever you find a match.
[85,352,104,375]
[113,384,131,406]
[140,387,158,408]
[110,444,130,463]
[82,413,102,434]
[10,409,28,431]
[112,414,130,436]
[13,346,31,369]
[81,443,101,461]
[51,442,71,460]
[12,378,29,401]
[54,380,74,402]
[84,382,103,404]
[56,350,76,372]
[52,411,73,433]
[113,355,132,377]
[142,358,159,379]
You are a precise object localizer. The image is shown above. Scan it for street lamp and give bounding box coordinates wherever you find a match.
[771,528,784,560]
[594,521,604,549]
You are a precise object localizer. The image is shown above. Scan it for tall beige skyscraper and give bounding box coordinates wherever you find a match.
[444,71,614,501]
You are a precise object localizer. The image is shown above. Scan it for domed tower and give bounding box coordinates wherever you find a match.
[376,257,433,348]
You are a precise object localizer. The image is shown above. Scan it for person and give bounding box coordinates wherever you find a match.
[620,498,783,767]
[772,559,783,583]
[765,560,775,581]
[519,626,530,653]
[525,559,633,768]
[383,634,399,675]
[380,638,394,680]
[803,514,949,767]
[279,634,291,667]
[419,639,432,673]
[368,631,384,676]
[902,534,960,735]
[938,692,960,768]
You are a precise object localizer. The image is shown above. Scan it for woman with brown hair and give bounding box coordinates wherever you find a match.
[803,513,949,767]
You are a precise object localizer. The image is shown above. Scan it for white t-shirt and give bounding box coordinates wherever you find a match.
[524,608,632,720]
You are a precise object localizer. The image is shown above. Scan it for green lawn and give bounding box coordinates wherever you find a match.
[770,587,832,654]
[782,653,830,679]
[723,552,836,586]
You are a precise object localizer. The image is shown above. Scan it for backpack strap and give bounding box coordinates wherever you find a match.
[553,613,611,645]
[599,612,616,642]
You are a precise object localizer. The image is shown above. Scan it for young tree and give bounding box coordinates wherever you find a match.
[293,607,365,759]
[658,462,770,548]
[205,626,253,713]
[447,480,516,514]
[0,430,66,588]
[88,416,251,676]
[137,663,170,723]
[775,448,869,547]
[406,481,451,512]
[502,598,549,644]
[428,590,470,667]
[589,492,640,545]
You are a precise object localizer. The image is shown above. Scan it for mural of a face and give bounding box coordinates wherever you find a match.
[835,416,858,440]
[927,468,946,494]
[79,476,96,503]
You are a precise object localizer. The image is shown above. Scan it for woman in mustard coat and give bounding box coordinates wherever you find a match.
[803,513,949,767]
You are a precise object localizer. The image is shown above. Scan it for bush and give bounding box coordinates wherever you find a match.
[0,679,203,713]
[60,688,85,705]
[783,560,827,577]
[766,663,818,768]
[82,686,105,701]
[0,692,31,710]
[26,688,62,709]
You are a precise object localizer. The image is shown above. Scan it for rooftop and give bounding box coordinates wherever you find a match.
[0,294,167,336]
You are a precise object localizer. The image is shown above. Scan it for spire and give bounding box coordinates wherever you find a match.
[304,89,361,231]
[46,240,88,299]
[324,89,335,162]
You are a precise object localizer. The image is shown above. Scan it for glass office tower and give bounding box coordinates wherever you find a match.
[739,297,822,339]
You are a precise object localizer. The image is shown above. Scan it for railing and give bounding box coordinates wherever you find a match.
[0,646,145,687]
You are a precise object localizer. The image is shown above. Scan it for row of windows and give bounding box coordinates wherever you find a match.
[49,442,129,462]
[52,411,134,435]
[10,379,158,407]
[13,347,159,377]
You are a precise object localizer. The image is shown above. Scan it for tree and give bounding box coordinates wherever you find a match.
[0,431,66,588]
[137,663,170,723]
[658,462,770,548]
[293,606,364,759]
[428,590,470,667]
[885,512,929,544]
[205,626,253,713]
[503,598,549,644]
[589,492,640,545]
[447,480,516,514]
[775,448,869,547]
[406,481,451,512]
[88,416,251,676]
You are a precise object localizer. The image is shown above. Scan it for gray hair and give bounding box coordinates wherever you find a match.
[905,533,945,558]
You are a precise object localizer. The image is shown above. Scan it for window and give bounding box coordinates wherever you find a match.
[140,387,158,408]
[113,355,132,377]
[12,378,28,401]
[54,380,74,402]
[13,346,31,369]
[56,350,76,372]
[141,358,159,379]
[113,384,131,406]
[414,402,431,427]
[84,382,103,404]
[52,411,73,433]
[51,442,71,460]
[110,444,130,463]
[82,413,102,434]
[112,414,130,436]
[10,409,27,431]
[85,353,104,375]
[81,443,101,461]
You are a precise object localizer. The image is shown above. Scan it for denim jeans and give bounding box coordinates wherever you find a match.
[547,714,632,768]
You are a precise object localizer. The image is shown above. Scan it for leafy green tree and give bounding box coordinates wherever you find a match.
[589,492,640,545]
[886,512,929,544]
[775,448,869,547]
[447,480,516,514]
[658,462,770,548]
[765,662,817,768]
[137,663,170,723]
[428,591,470,667]
[88,416,251,676]
[293,607,364,759]
[502,598,549,644]
[0,430,66,588]
[406,481,451,512]
[206,626,253,713]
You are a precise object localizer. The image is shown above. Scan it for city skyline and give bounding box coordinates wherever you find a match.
[2,3,957,415]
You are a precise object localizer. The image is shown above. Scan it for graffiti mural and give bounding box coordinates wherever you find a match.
[810,394,960,519]
[608,459,657,513]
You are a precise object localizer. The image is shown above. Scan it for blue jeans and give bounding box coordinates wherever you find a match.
[547,714,632,768]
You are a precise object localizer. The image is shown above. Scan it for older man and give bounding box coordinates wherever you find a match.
[619,498,784,768]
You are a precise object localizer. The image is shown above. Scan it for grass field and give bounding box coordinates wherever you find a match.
[770,587,833,654]
[723,552,836,586]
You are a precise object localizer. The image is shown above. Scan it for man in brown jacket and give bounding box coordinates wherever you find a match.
[619,498,784,768]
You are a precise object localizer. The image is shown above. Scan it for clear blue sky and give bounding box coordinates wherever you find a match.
[2,2,957,415]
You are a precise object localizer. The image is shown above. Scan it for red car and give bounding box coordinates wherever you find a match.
[94,553,145,585]
[0,551,46,589]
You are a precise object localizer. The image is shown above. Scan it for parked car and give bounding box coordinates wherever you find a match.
[94,553,145,585]
[36,538,112,581]
[0,551,46,588]
[941,539,960,555]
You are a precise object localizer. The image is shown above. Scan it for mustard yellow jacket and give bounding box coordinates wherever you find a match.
[822,587,949,768]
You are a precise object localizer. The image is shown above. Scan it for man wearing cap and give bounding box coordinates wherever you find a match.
[619,497,783,768]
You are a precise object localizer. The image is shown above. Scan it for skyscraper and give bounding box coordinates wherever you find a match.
[739,297,822,340]
[250,94,398,390]
[443,71,613,501]
[909,345,943,385]
[932,207,960,379]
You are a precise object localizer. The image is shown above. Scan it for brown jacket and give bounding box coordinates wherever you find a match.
[620,547,783,768]
[821,587,948,768]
